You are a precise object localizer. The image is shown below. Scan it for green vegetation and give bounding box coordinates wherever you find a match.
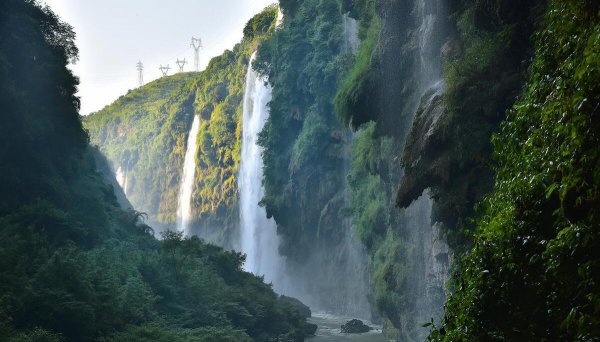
[430,0,600,340]
[334,0,381,130]
[0,1,314,340]
[252,0,376,315]
[84,6,278,243]
[193,4,277,223]
[84,73,199,225]
[396,0,544,249]
[332,1,450,338]
[254,0,349,260]
[50,0,600,340]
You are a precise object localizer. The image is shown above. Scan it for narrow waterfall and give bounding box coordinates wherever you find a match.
[115,165,129,196]
[342,13,359,54]
[239,55,287,291]
[115,166,126,193]
[276,6,284,28]
[177,114,200,234]
[400,0,449,339]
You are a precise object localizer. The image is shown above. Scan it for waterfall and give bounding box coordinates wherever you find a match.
[177,114,200,234]
[415,0,444,89]
[399,0,449,339]
[115,165,129,196]
[115,166,125,190]
[276,6,284,28]
[239,54,287,290]
[342,13,359,54]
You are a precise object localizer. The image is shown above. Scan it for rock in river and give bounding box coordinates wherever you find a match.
[341,319,372,333]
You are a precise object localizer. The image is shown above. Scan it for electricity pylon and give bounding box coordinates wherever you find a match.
[159,64,171,77]
[176,58,187,73]
[136,61,144,86]
[191,37,202,71]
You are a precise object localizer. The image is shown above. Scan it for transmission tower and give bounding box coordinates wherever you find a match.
[191,37,202,71]
[176,58,187,73]
[136,61,144,86]
[159,64,171,77]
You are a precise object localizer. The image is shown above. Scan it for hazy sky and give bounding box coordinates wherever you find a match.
[43,0,276,114]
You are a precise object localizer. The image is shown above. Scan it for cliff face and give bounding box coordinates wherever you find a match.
[431,1,600,340]
[335,0,542,338]
[333,0,453,338]
[397,0,543,249]
[84,73,199,227]
[253,0,373,317]
[81,1,600,340]
[84,8,278,246]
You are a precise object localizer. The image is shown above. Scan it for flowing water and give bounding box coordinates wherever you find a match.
[395,0,449,340]
[177,114,200,234]
[342,13,359,54]
[238,54,289,291]
[115,166,127,196]
[115,164,129,196]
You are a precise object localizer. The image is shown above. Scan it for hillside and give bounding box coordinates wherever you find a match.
[84,72,200,227]
[0,1,314,341]
[84,7,279,246]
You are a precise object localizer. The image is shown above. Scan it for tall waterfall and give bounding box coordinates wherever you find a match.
[239,54,287,290]
[177,114,200,234]
[400,0,449,339]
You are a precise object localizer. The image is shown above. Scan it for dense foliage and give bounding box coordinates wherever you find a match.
[430,0,600,340]
[255,0,349,259]
[84,73,198,225]
[74,0,600,340]
[84,6,278,244]
[253,0,374,316]
[396,0,544,249]
[0,1,314,340]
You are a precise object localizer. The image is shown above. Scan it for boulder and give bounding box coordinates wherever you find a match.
[341,319,372,334]
[278,295,312,318]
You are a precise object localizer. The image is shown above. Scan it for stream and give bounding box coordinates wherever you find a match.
[308,313,388,342]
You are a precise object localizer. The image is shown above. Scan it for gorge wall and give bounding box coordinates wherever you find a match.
[84,8,280,248]
[83,0,600,340]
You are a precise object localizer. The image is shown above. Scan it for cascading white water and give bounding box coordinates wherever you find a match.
[115,165,129,196]
[399,0,449,339]
[239,54,287,289]
[276,6,284,28]
[115,166,125,190]
[343,13,360,54]
[177,114,200,234]
[416,0,444,88]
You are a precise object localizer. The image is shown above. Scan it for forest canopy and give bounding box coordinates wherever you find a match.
[0,1,314,341]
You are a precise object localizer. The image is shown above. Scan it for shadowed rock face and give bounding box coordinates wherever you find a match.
[397,82,447,209]
[402,82,445,169]
[396,0,541,241]
[341,319,372,333]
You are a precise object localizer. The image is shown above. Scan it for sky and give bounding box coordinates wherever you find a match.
[43,0,276,114]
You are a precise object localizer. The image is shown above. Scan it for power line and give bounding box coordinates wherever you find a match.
[159,64,171,77]
[191,37,202,71]
[136,60,144,86]
[176,58,187,72]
